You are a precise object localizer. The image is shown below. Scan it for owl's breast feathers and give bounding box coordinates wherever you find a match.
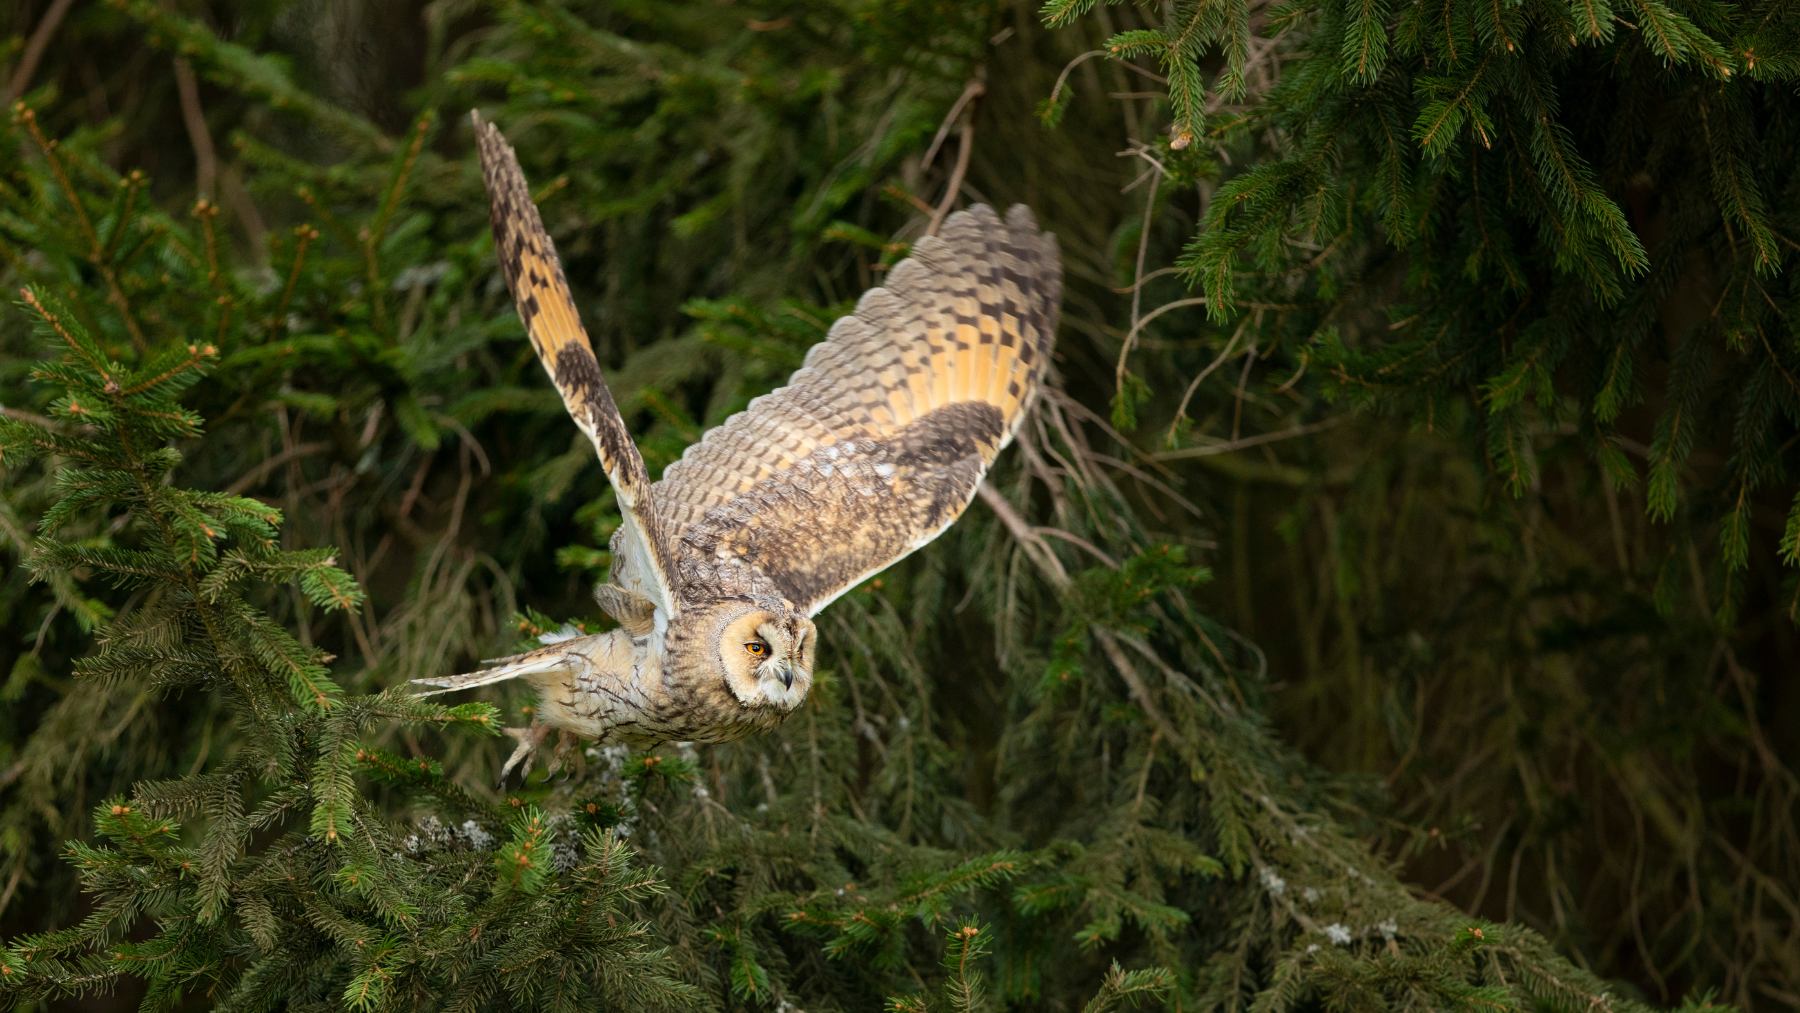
[517,628,786,747]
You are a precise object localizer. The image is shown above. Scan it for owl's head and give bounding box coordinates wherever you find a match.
[679,599,816,711]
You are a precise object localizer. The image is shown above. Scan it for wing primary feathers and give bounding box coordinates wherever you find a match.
[471,110,681,616]
[655,202,1061,615]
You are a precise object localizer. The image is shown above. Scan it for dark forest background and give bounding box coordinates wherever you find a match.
[1,0,1796,1010]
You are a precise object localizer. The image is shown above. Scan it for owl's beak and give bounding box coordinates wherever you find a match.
[780,668,794,690]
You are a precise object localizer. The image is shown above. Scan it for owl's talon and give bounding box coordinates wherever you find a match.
[552,730,580,774]
[498,723,552,789]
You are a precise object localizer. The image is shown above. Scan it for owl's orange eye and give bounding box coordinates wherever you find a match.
[744,641,768,658]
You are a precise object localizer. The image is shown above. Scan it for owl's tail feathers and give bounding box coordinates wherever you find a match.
[409,645,575,698]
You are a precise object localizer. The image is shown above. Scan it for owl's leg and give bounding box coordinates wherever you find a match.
[498,723,553,788]
[547,729,582,778]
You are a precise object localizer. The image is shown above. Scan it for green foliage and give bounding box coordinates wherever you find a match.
[1095,0,1800,590]
[2,0,1795,1010]
[1,286,352,716]
[0,282,698,1010]
[1051,0,1799,1001]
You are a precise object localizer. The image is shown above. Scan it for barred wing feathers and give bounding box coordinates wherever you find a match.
[657,205,1061,615]
[472,111,680,617]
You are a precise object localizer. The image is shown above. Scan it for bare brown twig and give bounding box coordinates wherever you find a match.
[4,0,76,103]
[172,56,218,198]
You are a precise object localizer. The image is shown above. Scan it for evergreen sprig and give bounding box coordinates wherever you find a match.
[0,287,704,1008]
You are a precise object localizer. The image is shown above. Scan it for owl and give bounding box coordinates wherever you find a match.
[415,112,1061,781]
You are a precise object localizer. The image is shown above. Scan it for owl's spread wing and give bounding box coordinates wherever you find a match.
[656,205,1060,616]
[473,112,680,618]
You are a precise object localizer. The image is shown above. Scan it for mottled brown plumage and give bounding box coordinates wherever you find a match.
[419,113,1060,779]
[473,115,679,618]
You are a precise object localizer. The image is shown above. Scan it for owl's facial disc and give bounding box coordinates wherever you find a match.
[718,609,815,710]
